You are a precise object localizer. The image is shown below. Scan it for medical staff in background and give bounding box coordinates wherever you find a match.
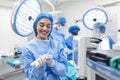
[93,22,115,50]
[22,13,68,80]
[65,25,80,65]
[49,17,80,80]
[49,16,67,47]
[61,25,80,80]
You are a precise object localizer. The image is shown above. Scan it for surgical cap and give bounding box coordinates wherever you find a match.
[54,16,67,25]
[33,13,53,36]
[68,25,80,33]
[93,22,106,33]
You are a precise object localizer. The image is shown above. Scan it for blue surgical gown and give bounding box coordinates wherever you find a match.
[22,38,68,80]
[50,28,66,47]
[65,36,73,50]
[65,36,73,60]
[98,35,115,50]
[65,36,78,65]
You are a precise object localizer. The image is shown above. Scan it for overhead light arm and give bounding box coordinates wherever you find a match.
[102,1,120,7]
[95,1,120,7]
[44,0,55,13]
[44,0,63,17]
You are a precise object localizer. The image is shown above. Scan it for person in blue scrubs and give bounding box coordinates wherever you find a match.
[61,25,80,80]
[22,13,68,80]
[65,25,80,64]
[93,22,115,50]
[49,16,67,47]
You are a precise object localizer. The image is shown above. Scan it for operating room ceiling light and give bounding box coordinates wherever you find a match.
[11,0,42,37]
[82,7,108,30]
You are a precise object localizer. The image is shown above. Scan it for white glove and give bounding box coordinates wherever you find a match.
[30,56,46,68]
[44,54,55,67]
[64,48,69,54]
[64,48,73,55]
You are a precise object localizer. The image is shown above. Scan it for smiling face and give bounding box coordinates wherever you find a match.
[36,18,51,40]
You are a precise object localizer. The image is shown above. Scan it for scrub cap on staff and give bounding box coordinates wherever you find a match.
[93,22,106,33]
[68,25,80,33]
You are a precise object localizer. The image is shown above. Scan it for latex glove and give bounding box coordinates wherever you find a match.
[64,48,69,54]
[64,48,73,55]
[30,56,46,68]
[44,54,55,67]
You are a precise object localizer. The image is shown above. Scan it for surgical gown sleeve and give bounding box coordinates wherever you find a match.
[49,41,68,77]
[22,47,45,80]
[65,36,73,50]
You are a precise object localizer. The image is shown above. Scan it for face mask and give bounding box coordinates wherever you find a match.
[57,26,63,31]
[95,34,100,38]
[93,31,100,38]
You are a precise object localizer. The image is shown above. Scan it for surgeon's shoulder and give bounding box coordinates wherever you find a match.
[22,38,36,56]
[22,38,36,48]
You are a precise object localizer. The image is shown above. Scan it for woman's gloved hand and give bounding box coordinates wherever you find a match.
[30,55,47,68]
[44,54,55,67]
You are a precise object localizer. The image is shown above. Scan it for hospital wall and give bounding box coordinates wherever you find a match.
[0,7,28,53]
[55,1,120,42]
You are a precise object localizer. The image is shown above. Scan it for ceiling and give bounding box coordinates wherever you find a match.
[0,0,120,8]
[0,0,81,8]
[0,0,88,8]
[0,0,17,8]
